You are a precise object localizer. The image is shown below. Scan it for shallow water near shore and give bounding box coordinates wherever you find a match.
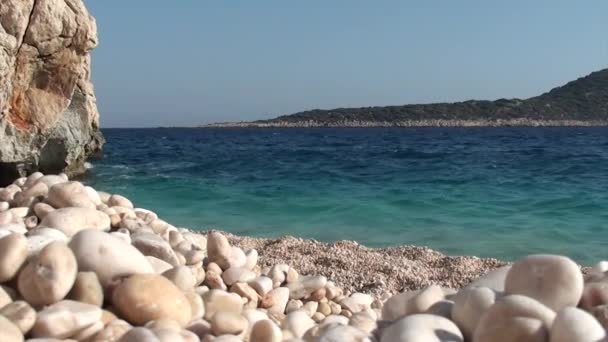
[84,127,608,265]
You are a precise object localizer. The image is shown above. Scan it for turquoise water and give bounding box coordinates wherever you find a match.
[84,128,608,264]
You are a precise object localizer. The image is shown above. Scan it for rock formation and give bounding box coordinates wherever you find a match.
[0,0,104,186]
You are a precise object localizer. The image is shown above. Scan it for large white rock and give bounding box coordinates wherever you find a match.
[466,265,511,292]
[18,241,78,306]
[39,208,111,237]
[550,307,606,342]
[0,233,28,282]
[47,181,96,209]
[31,300,102,339]
[505,255,583,311]
[381,314,463,342]
[451,287,499,340]
[69,230,154,288]
[131,232,180,266]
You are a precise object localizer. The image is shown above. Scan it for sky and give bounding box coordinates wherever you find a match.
[87,1,608,128]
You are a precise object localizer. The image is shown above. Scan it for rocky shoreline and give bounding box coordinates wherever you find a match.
[202,119,608,128]
[0,173,607,341]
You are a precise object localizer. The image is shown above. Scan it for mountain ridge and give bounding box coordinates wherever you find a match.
[206,68,608,127]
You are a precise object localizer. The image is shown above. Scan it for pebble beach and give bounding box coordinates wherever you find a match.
[0,172,607,342]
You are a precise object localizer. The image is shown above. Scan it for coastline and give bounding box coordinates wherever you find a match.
[200,119,608,128]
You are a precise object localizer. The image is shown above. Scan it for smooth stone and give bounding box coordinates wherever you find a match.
[26,233,67,257]
[550,307,606,342]
[245,249,258,270]
[67,272,104,306]
[47,182,95,209]
[340,293,374,314]
[0,223,27,235]
[31,300,102,339]
[90,319,132,342]
[0,285,13,307]
[15,182,48,206]
[69,230,154,288]
[71,321,104,340]
[184,291,205,321]
[33,175,66,188]
[381,313,463,342]
[40,208,111,237]
[113,274,192,327]
[262,287,290,316]
[268,264,289,286]
[108,195,134,209]
[162,266,196,291]
[186,319,212,340]
[0,301,36,334]
[84,186,103,206]
[303,301,319,317]
[287,275,327,299]
[134,209,158,224]
[23,172,44,188]
[0,211,12,225]
[0,201,8,211]
[205,271,227,290]
[283,311,316,338]
[0,233,28,282]
[473,295,556,342]
[250,319,282,342]
[211,312,247,336]
[222,267,257,286]
[33,202,54,220]
[202,290,243,320]
[580,281,608,310]
[467,265,511,292]
[286,299,304,314]
[207,232,232,270]
[147,256,174,274]
[451,287,499,340]
[117,327,160,342]
[213,336,242,342]
[249,276,274,297]
[131,232,180,266]
[98,191,111,204]
[505,255,583,311]
[349,311,377,333]
[18,241,77,306]
[228,247,247,269]
[319,325,371,342]
[230,282,259,309]
[9,207,30,218]
[0,315,23,342]
[382,285,444,321]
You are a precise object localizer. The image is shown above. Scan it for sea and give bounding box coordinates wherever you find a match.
[83,127,608,265]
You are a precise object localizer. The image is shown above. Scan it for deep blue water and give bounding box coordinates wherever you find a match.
[84,128,608,264]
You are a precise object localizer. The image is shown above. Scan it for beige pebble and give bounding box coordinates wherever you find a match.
[113,274,192,327]
[249,276,274,297]
[131,231,180,266]
[162,266,196,291]
[282,310,315,338]
[184,291,205,321]
[18,241,77,306]
[474,295,556,342]
[0,233,28,282]
[505,254,583,311]
[0,301,35,334]
[550,307,606,342]
[47,181,96,209]
[108,194,134,209]
[33,202,55,220]
[302,301,319,317]
[117,327,159,342]
[287,275,327,299]
[222,267,256,286]
[250,319,282,342]
[207,232,232,270]
[230,282,259,309]
[90,319,131,342]
[67,272,104,307]
[202,289,243,320]
[0,315,23,342]
[262,287,290,316]
[381,313,462,342]
[40,207,111,237]
[211,311,248,336]
[147,256,174,274]
[245,249,258,270]
[340,293,373,314]
[204,271,228,290]
[286,299,304,314]
[31,300,102,339]
[69,230,154,288]
[451,287,499,340]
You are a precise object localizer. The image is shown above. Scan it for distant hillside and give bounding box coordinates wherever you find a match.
[207,68,608,127]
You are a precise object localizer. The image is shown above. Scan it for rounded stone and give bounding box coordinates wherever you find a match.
[382,285,444,321]
[222,267,256,286]
[282,310,316,338]
[112,274,192,327]
[147,256,174,274]
[47,181,96,209]
[184,291,205,321]
[211,311,247,336]
[108,194,134,209]
[0,315,23,342]
[18,241,77,306]
[250,319,282,342]
[505,254,583,311]
[117,327,159,342]
[90,319,132,342]
[467,265,511,292]
[162,266,196,291]
[451,287,499,340]
[245,249,258,270]
[0,301,36,334]
[0,233,28,282]
[207,232,232,270]
[262,287,290,316]
[131,231,180,266]
[69,230,154,288]
[202,289,243,320]
[319,325,370,342]
[550,307,606,342]
[31,300,103,339]
[40,207,111,237]
[286,275,327,299]
[340,293,374,314]
[33,202,55,220]
[474,295,556,342]
[381,313,463,342]
[249,276,274,297]
[67,272,104,307]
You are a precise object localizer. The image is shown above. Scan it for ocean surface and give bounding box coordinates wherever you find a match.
[84,128,608,265]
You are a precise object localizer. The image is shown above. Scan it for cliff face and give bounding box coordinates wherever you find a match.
[0,0,103,186]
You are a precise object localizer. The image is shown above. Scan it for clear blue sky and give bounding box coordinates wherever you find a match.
[87,1,608,128]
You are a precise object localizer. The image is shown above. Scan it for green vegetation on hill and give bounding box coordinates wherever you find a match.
[247,69,608,126]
